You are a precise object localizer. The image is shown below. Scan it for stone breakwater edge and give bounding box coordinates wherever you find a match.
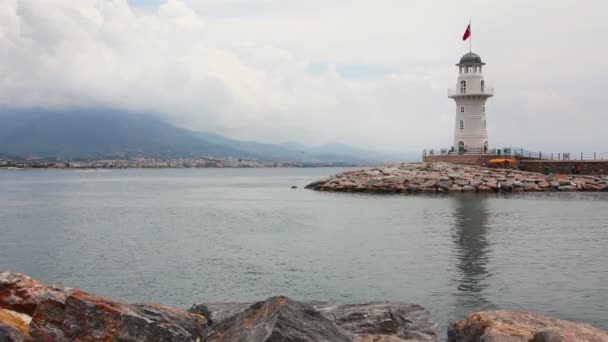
[305,162,608,193]
[1,272,608,341]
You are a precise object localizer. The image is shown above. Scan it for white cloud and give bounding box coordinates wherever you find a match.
[1,0,607,152]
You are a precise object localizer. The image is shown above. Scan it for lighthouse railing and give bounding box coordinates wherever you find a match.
[448,87,494,97]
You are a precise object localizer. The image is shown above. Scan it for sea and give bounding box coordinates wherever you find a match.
[1,168,607,334]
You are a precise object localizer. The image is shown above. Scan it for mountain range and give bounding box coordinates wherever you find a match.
[0,109,414,164]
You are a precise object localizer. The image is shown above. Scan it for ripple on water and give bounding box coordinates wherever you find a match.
[0,169,606,332]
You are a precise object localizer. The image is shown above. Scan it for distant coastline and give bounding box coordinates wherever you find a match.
[0,157,365,170]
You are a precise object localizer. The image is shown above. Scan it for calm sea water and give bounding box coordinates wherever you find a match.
[1,168,607,333]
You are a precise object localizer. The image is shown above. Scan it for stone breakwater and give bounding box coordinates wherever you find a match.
[305,162,608,193]
[2,272,608,341]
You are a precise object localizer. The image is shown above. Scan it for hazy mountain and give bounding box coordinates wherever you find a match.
[0,109,247,160]
[0,109,407,163]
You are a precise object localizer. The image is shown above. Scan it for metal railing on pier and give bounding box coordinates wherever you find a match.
[423,148,608,161]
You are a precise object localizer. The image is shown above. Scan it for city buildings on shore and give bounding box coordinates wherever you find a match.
[0,157,359,169]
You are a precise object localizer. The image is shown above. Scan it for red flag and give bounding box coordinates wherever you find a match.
[462,24,471,41]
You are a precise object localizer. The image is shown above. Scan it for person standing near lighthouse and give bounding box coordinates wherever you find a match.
[448,23,494,154]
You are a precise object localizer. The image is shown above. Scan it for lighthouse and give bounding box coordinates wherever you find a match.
[448,52,493,154]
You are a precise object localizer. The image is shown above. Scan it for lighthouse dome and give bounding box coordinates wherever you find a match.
[459,52,482,64]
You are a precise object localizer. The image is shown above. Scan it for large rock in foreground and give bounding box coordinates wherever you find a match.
[313,302,439,341]
[30,290,208,342]
[0,272,68,316]
[192,299,439,341]
[448,310,608,342]
[0,321,32,342]
[207,296,351,342]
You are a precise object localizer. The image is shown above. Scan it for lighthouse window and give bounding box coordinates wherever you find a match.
[460,120,464,130]
[481,80,485,92]
[483,106,485,112]
[460,80,466,94]
[484,120,486,129]
[460,106,464,113]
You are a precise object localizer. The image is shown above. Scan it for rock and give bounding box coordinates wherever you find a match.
[477,185,492,192]
[304,179,327,189]
[558,185,576,191]
[461,185,476,192]
[30,290,208,342]
[290,185,297,189]
[585,184,603,191]
[0,309,30,337]
[0,272,68,316]
[207,296,350,342]
[573,178,587,185]
[447,310,608,342]
[0,322,32,342]
[422,180,437,188]
[500,181,513,191]
[189,302,253,325]
[305,162,608,195]
[436,180,453,191]
[454,179,469,186]
[468,179,483,187]
[199,299,439,342]
[407,184,421,192]
[312,302,439,341]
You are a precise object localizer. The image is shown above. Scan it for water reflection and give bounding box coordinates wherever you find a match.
[451,194,494,313]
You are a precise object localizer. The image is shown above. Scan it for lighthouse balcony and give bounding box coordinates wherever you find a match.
[448,87,494,98]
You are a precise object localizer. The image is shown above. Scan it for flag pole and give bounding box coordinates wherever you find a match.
[469,19,472,53]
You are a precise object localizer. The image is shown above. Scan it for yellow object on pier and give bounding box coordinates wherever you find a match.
[489,158,517,164]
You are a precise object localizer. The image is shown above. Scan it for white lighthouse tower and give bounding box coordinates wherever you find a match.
[448,52,493,154]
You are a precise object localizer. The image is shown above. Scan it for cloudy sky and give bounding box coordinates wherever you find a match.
[1,0,607,153]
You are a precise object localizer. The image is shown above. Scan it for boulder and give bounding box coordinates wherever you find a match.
[477,185,493,192]
[189,301,253,325]
[449,185,463,192]
[198,299,439,342]
[0,272,67,316]
[407,184,421,192]
[468,179,483,187]
[312,302,439,341]
[500,181,513,191]
[454,179,469,187]
[435,180,453,191]
[447,310,608,342]
[304,179,327,189]
[30,290,208,342]
[0,309,30,336]
[207,296,350,342]
[0,322,32,342]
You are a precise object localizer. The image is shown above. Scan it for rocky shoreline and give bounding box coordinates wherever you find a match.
[2,272,607,341]
[305,162,608,193]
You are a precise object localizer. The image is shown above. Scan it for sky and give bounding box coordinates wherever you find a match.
[1,0,607,153]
